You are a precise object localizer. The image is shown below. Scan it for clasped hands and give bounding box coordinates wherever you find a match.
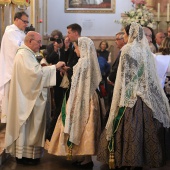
[55,61,70,76]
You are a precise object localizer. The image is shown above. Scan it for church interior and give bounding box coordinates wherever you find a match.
[1,0,170,169]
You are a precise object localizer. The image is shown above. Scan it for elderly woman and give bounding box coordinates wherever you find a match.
[45,37,105,168]
[97,22,170,170]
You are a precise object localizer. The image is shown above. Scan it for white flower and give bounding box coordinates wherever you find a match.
[119,18,123,22]
[115,3,155,29]
[147,23,153,28]
[129,10,135,16]
[137,8,142,12]
[131,18,136,22]
[140,20,145,25]
[143,5,146,9]
[138,12,143,17]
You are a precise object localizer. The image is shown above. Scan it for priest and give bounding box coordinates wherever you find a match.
[5,31,66,165]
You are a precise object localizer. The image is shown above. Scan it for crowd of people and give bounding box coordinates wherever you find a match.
[1,11,170,170]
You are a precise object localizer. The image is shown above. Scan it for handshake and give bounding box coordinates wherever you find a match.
[55,61,70,72]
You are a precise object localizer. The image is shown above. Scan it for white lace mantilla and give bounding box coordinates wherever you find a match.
[64,37,102,145]
[106,22,170,140]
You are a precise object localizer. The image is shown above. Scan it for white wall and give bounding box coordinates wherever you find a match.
[47,0,133,36]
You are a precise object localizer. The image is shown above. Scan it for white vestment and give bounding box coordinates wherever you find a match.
[5,44,56,159]
[0,24,25,122]
[154,53,170,88]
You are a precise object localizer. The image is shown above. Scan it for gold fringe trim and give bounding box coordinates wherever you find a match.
[109,151,115,169]
[108,107,126,169]
[67,145,72,160]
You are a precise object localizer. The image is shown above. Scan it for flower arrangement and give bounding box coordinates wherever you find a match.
[131,0,146,5]
[115,0,156,29]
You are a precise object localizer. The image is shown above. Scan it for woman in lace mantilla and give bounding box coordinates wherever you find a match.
[97,22,170,170]
[45,37,106,168]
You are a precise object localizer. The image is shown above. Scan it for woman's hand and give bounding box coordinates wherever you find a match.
[55,62,70,76]
[60,66,70,74]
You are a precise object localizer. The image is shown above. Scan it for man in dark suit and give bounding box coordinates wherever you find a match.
[107,32,126,110]
[107,32,125,85]
[66,23,82,94]
[45,30,67,140]
[46,30,66,112]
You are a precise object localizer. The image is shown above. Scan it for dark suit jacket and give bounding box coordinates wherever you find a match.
[67,45,79,82]
[46,43,66,86]
[108,51,121,83]
[46,43,66,64]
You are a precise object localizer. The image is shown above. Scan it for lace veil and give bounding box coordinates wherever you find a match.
[64,37,102,145]
[106,22,170,140]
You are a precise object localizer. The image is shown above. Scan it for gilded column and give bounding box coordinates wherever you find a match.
[1,6,4,35]
[145,0,155,9]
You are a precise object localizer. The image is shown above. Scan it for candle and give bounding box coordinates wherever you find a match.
[167,3,170,22]
[157,3,160,21]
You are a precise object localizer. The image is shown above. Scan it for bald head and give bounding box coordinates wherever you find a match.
[24,31,41,43]
[24,31,42,53]
[155,32,165,46]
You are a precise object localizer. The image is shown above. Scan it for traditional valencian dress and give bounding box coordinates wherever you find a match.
[5,44,56,159]
[46,37,105,157]
[97,22,170,169]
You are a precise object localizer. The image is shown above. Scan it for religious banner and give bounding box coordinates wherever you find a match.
[12,0,30,7]
[0,0,11,5]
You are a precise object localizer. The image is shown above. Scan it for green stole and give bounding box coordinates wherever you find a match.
[108,107,126,169]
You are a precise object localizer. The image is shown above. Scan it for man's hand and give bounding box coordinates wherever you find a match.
[61,66,70,71]
[56,62,70,75]
[59,66,70,76]
[56,61,65,70]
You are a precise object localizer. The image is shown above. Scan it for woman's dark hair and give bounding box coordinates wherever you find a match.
[124,24,131,36]
[99,40,109,49]
[50,29,63,39]
[159,37,170,55]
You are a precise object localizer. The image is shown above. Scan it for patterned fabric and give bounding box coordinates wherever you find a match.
[106,22,170,140]
[64,37,102,145]
[46,92,105,156]
[97,97,166,168]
